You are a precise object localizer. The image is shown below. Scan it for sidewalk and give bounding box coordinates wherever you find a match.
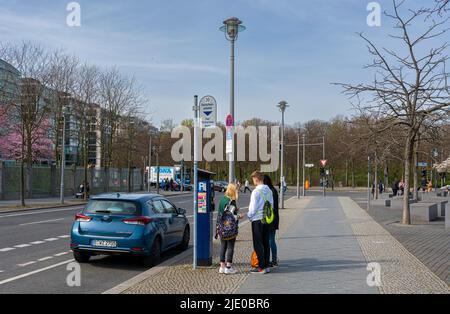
[0,190,191,213]
[120,196,449,294]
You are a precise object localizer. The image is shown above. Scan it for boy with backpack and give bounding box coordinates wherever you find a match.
[248,171,274,274]
[216,183,241,275]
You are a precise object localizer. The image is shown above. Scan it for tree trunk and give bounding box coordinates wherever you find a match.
[374,153,379,200]
[127,147,132,193]
[83,133,88,200]
[413,140,419,202]
[384,163,389,195]
[345,159,349,187]
[351,159,355,188]
[402,136,413,225]
[20,124,26,207]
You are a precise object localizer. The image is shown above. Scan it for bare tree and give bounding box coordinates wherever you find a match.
[0,42,53,205]
[335,0,450,224]
[99,67,143,191]
[47,51,79,164]
[72,63,100,199]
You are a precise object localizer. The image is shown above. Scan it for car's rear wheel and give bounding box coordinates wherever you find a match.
[143,237,161,267]
[73,251,91,263]
[179,227,190,251]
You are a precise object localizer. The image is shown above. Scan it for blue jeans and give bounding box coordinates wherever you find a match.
[269,229,278,262]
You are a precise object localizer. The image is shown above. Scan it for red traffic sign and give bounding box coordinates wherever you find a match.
[320,160,328,167]
[226,114,234,127]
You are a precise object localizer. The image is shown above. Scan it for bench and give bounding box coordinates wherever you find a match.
[410,203,438,223]
[439,200,448,217]
[424,199,448,217]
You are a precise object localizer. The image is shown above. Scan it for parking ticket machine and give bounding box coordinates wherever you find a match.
[196,169,215,267]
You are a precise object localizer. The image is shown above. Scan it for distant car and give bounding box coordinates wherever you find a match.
[70,193,190,267]
[213,181,228,192]
[173,181,193,192]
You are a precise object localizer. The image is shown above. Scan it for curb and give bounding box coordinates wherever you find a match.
[103,219,251,295]
[102,248,194,294]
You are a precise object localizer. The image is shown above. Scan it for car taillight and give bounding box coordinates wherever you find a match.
[75,213,92,222]
[123,216,152,226]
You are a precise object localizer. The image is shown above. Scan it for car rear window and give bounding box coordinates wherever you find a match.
[84,200,141,215]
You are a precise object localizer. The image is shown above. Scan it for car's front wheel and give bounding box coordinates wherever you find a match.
[73,251,91,263]
[143,238,161,267]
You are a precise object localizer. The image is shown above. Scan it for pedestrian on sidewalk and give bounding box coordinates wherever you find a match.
[263,175,279,267]
[248,171,273,274]
[216,183,241,275]
[244,179,252,194]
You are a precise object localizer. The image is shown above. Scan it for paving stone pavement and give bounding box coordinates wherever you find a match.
[123,197,311,294]
[339,197,449,294]
[359,197,449,286]
[237,196,378,294]
[122,196,449,294]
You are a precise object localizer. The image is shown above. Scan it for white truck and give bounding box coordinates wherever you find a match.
[149,166,191,186]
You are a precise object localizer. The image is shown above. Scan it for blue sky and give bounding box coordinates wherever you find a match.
[0,0,435,127]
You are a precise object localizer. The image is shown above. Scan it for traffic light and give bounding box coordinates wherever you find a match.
[320,167,325,177]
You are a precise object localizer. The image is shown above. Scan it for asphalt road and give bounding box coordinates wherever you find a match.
[0,189,300,294]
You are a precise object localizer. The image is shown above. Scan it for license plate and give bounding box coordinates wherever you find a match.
[92,240,117,248]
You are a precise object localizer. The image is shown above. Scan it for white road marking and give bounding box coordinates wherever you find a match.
[44,238,58,242]
[19,218,65,226]
[58,235,70,239]
[37,256,53,262]
[14,244,31,248]
[18,261,36,267]
[0,248,15,252]
[54,252,70,257]
[30,241,45,245]
[0,259,74,286]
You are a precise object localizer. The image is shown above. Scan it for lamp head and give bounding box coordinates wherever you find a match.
[220,17,245,41]
[277,100,289,112]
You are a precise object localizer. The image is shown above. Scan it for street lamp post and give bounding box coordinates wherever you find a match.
[297,133,300,199]
[147,132,152,193]
[153,145,161,194]
[302,134,306,197]
[220,17,245,184]
[367,156,371,212]
[277,101,289,209]
[60,111,67,205]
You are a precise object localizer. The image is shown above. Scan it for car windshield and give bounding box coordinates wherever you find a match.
[84,200,140,215]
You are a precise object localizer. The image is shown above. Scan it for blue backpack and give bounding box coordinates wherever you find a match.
[218,200,239,240]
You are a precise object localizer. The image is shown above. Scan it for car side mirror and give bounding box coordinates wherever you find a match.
[178,208,187,215]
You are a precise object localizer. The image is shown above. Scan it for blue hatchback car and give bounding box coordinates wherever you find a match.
[70,193,190,267]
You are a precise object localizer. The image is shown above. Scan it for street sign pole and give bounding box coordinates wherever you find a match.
[302,134,306,197]
[322,136,326,197]
[368,157,371,211]
[60,114,66,205]
[147,134,152,193]
[193,95,199,270]
[297,134,300,199]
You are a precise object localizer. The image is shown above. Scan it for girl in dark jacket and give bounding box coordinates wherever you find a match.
[216,183,241,275]
[263,175,279,267]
